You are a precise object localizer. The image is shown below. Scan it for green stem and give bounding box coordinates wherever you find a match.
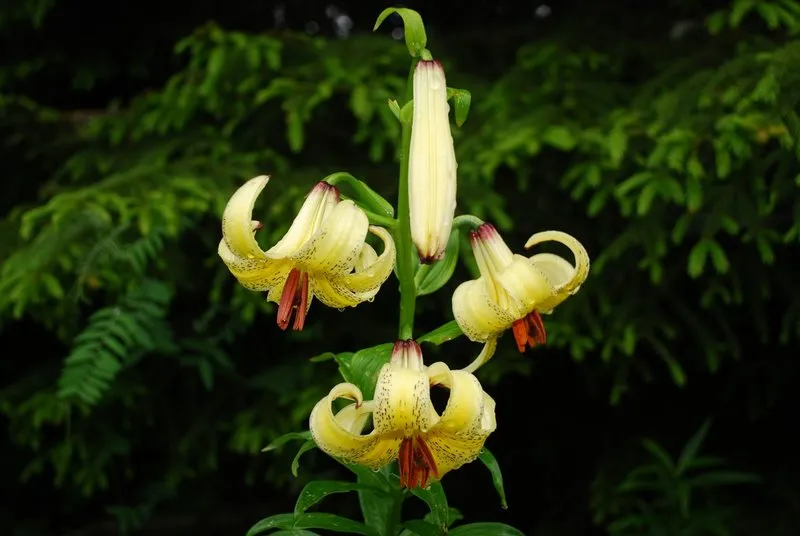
[383,489,405,536]
[395,60,419,340]
[364,210,399,229]
[453,214,485,230]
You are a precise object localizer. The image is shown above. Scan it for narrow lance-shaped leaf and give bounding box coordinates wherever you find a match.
[374,8,428,58]
[446,87,471,127]
[418,321,463,345]
[294,481,386,516]
[292,440,318,477]
[410,482,449,531]
[478,449,508,509]
[448,523,525,536]
[323,172,395,217]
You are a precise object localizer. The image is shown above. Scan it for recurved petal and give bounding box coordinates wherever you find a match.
[525,231,590,312]
[425,362,496,476]
[292,200,369,275]
[309,383,400,468]
[528,253,575,313]
[372,363,438,436]
[218,237,292,291]
[452,279,518,342]
[308,227,394,309]
[495,255,555,314]
[267,181,340,258]
[310,242,378,305]
[221,175,271,259]
[325,225,396,297]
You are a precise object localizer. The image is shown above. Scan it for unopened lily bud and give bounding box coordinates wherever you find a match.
[408,60,458,264]
[390,339,424,371]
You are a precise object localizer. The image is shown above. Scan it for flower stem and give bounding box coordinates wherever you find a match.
[453,214,485,230]
[395,61,419,340]
[363,210,399,229]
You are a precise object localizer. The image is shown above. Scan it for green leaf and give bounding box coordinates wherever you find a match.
[714,142,732,178]
[449,523,525,536]
[689,470,761,487]
[730,0,756,27]
[403,520,443,536]
[262,431,312,452]
[706,10,727,34]
[294,513,378,535]
[410,482,449,531]
[706,240,730,274]
[323,172,395,217]
[294,481,385,515]
[687,240,709,278]
[541,125,576,151]
[616,172,652,197]
[346,464,396,532]
[425,507,463,528]
[677,420,711,474]
[446,88,471,127]
[388,99,401,120]
[608,126,628,166]
[415,229,460,296]
[292,440,318,477]
[271,531,321,536]
[641,438,675,470]
[247,514,295,535]
[374,8,428,58]
[309,352,336,363]
[332,351,356,383]
[478,449,508,509]
[418,321,463,345]
[338,344,393,399]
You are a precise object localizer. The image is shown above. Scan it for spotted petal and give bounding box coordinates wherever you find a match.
[292,200,369,275]
[426,362,496,476]
[309,383,400,468]
[311,226,396,308]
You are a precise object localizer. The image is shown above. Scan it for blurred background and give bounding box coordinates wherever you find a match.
[2,0,800,534]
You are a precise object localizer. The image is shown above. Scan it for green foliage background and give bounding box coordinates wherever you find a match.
[2,0,799,534]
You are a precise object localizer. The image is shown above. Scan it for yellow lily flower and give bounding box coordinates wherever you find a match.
[452,223,590,370]
[310,340,496,488]
[218,175,396,331]
[408,59,458,263]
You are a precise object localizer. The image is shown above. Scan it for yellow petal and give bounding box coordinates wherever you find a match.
[218,225,291,292]
[292,200,369,275]
[267,181,340,258]
[372,363,438,436]
[470,225,514,305]
[334,400,376,434]
[218,176,292,291]
[309,383,400,468]
[311,225,397,308]
[425,362,496,476]
[409,60,458,262]
[525,231,590,312]
[452,279,517,342]
[220,175,271,260]
[495,255,555,312]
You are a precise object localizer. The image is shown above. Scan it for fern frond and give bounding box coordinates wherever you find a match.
[57,279,173,405]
